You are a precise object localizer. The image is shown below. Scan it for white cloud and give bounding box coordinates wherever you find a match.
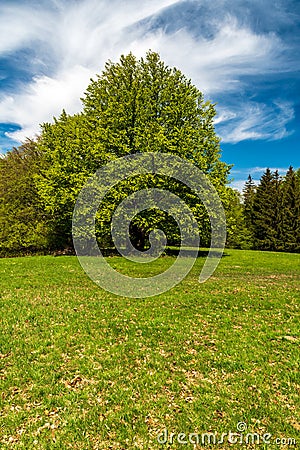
[231,166,289,175]
[230,180,247,192]
[0,0,179,141]
[0,0,296,143]
[0,4,53,54]
[230,166,290,192]
[128,16,285,94]
[247,166,289,174]
[216,101,295,143]
[3,65,93,141]
[230,178,261,192]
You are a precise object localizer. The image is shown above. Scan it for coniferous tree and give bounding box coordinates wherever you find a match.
[273,169,283,247]
[252,168,282,250]
[279,166,300,251]
[242,174,256,245]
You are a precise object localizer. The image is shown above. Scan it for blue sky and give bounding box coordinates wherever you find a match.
[0,0,299,190]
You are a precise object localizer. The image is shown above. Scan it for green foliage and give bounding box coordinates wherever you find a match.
[224,187,254,249]
[278,166,300,252]
[35,112,95,249]
[0,140,50,255]
[82,53,223,169]
[36,51,230,250]
[251,169,281,250]
[242,167,300,252]
[242,175,256,230]
[1,52,299,255]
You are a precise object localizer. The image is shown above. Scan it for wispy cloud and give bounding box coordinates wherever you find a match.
[0,0,298,144]
[2,66,93,141]
[216,101,295,143]
[231,166,290,175]
[230,179,252,192]
[128,13,287,91]
[252,166,289,174]
[0,0,179,141]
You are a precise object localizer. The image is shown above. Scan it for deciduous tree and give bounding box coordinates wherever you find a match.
[37,51,231,250]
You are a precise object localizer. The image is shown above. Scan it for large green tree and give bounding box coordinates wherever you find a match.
[37,51,231,250]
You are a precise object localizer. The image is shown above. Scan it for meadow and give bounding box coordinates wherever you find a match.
[0,250,299,449]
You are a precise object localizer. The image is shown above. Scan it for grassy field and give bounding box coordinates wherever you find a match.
[0,249,299,449]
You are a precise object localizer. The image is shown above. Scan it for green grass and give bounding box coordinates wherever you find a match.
[0,250,299,449]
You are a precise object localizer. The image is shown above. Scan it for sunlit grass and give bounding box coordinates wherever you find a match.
[0,250,299,449]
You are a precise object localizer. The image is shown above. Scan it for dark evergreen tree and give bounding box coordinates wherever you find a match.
[242,174,256,244]
[279,166,300,252]
[252,168,282,251]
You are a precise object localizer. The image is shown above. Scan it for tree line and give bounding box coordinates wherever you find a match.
[0,51,299,256]
[242,168,300,252]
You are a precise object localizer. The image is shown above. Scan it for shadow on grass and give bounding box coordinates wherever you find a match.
[97,248,229,258]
